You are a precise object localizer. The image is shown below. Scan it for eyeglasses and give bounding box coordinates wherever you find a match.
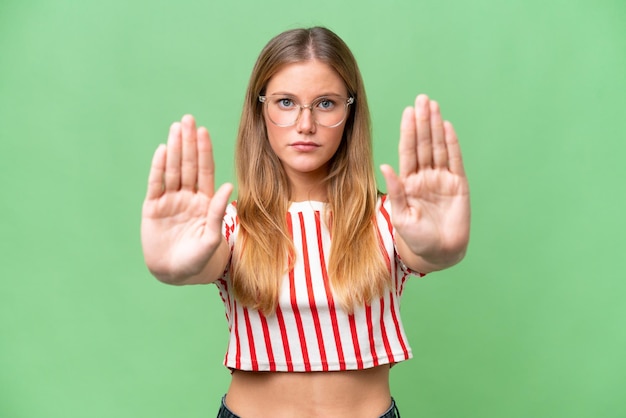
[259,94,354,128]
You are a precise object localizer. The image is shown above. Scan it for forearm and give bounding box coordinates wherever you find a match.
[146,238,230,285]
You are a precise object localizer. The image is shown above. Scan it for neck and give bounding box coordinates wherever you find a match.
[287,171,328,202]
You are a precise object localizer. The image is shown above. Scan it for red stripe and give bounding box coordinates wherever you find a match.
[222,285,230,365]
[379,196,394,236]
[299,212,328,371]
[348,313,364,369]
[315,211,346,370]
[233,300,241,370]
[259,311,276,371]
[216,280,230,324]
[388,291,409,359]
[223,209,238,241]
[287,213,311,371]
[275,305,294,372]
[378,296,394,363]
[399,271,409,296]
[243,307,258,371]
[365,304,378,366]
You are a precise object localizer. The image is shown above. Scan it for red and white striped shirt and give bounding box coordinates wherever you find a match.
[215,195,422,372]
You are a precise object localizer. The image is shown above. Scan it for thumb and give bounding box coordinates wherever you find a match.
[206,182,234,228]
[380,164,408,216]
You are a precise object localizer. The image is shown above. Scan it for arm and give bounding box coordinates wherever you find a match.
[141,115,233,285]
[380,95,470,273]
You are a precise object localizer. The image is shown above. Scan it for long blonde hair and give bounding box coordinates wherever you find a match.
[233,27,390,315]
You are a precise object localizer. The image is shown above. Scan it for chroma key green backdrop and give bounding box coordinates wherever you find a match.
[1,1,625,417]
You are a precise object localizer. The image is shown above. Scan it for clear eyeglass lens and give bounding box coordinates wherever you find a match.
[264,96,352,127]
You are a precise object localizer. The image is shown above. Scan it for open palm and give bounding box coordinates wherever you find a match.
[141,115,232,282]
[381,95,470,270]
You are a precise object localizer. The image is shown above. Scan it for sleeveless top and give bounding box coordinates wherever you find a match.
[214,195,422,372]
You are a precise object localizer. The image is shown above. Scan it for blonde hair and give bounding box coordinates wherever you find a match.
[233,27,390,315]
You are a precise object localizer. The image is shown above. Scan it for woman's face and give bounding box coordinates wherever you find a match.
[263,60,349,188]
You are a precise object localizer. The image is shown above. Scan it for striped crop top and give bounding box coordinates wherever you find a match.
[214,195,422,372]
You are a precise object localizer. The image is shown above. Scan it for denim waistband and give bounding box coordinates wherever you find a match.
[216,395,400,417]
[216,395,240,418]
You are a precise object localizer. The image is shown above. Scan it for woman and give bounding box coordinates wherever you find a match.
[141,27,470,418]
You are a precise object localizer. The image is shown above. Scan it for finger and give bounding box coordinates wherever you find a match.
[205,182,234,229]
[180,115,198,191]
[444,121,466,176]
[165,122,182,191]
[146,144,166,200]
[398,107,417,178]
[380,164,408,216]
[415,94,433,169]
[430,100,448,169]
[197,126,215,196]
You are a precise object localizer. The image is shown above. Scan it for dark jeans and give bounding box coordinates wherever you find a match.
[216,395,401,418]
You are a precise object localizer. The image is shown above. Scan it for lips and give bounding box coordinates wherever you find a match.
[290,141,320,152]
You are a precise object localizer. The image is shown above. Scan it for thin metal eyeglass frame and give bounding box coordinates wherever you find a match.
[258,95,354,128]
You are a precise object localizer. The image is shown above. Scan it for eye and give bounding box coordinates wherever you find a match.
[315,98,336,111]
[276,98,295,109]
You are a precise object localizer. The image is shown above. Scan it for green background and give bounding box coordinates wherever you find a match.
[1,0,625,417]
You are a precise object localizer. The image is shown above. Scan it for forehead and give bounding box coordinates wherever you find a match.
[265,60,347,97]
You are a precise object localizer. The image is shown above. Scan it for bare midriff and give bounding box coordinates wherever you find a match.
[225,365,392,418]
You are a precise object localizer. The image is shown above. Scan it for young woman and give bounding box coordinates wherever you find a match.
[141,27,470,418]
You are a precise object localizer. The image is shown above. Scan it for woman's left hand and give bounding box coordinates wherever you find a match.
[380,94,470,272]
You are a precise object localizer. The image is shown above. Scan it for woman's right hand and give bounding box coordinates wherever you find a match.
[141,115,233,284]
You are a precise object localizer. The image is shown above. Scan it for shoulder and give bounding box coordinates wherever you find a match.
[376,193,392,216]
[226,201,238,215]
[223,201,239,233]
[374,194,395,241]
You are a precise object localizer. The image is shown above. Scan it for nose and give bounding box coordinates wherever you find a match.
[296,106,316,134]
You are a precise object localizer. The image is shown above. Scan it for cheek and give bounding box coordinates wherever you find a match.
[328,128,349,162]
[265,124,281,152]
[329,128,345,151]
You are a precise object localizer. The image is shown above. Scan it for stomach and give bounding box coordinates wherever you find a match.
[224,365,392,418]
